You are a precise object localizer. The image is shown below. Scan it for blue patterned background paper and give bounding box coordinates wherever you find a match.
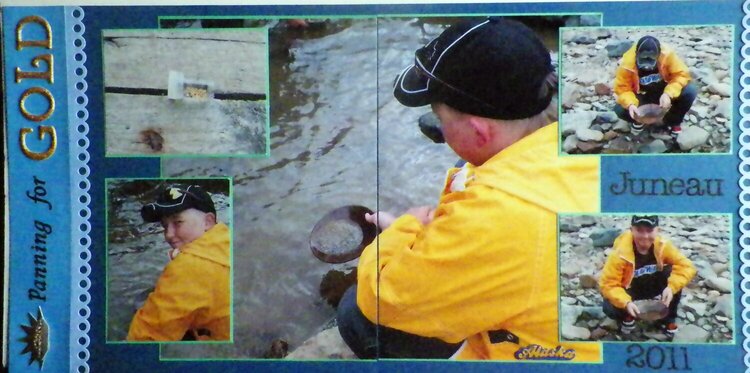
[4,0,748,371]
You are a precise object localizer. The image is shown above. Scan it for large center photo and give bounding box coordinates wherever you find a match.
[154,14,603,361]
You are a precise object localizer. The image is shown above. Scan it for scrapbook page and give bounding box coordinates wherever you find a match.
[2,0,747,371]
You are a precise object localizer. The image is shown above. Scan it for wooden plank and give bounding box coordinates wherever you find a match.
[105,93,267,156]
[103,29,267,95]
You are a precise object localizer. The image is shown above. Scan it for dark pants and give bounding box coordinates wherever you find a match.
[614,82,698,127]
[602,265,682,323]
[336,286,462,359]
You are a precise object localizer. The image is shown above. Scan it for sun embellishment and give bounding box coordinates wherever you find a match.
[19,307,49,368]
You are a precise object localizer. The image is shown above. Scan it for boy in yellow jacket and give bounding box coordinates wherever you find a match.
[337,17,601,361]
[599,216,696,338]
[613,36,697,137]
[127,184,230,341]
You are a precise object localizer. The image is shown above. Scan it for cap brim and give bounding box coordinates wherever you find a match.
[141,203,188,223]
[393,64,434,108]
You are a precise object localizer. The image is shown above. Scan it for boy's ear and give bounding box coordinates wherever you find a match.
[469,118,491,147]
[205,212,217,226]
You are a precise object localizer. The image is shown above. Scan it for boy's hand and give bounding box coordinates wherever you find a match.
[365,211,397,230]
[626,301,640,318]
[628,105,641,120]
[659,93,672,109]
[405,206,435,226]
[661,286,673,307]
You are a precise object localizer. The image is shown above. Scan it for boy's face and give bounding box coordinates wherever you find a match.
[631,225,657,252]
[161,208,213,249]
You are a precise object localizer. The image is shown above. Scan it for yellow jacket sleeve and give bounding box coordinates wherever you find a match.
[358,187,547,343]
[599,249,632,309]
[662,240,696,293]
[614,66,639,109]
[662,51,691,99]
[126,256,211,341]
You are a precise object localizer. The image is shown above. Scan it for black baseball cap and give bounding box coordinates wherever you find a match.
[636,36,660,71]
[393,17,554,120]
[141,184,216,223]
[631,215,659,228]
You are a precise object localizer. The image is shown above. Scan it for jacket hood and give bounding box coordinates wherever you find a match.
[470,123,600,213]
[180,222,231,267]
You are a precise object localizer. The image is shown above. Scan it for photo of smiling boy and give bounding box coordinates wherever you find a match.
[126,184,231,341]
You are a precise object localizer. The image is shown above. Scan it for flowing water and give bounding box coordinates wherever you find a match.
[105,16,568,358]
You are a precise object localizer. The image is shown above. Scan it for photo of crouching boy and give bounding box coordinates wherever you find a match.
[106,178,232,342]
[559,214,732,344]
[127,183,231,341]
[599,215,695,339]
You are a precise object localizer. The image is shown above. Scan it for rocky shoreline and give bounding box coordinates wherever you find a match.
[561,26,732,154]
[559,215,732,343]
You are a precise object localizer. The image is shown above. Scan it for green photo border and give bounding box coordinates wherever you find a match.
[104,176,235,345]
[101,27,272,159]
[556,212,736,345]
[557,24,735,157]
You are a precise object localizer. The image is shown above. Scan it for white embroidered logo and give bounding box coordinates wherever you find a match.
[169,188,183,200]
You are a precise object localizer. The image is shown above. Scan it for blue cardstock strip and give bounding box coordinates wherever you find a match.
[4,6,71,373]
[601,155,740,213]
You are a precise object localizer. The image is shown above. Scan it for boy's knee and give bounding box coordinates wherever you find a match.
[676,83,698,102]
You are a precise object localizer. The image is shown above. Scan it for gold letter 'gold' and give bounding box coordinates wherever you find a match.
[16,16,52,50]
[19,87,55,122]
[15,54,54,83]
[20,126,57,161]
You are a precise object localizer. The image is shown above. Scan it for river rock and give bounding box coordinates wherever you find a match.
[673,324,710,343]
[562,86,582,109]
[606,39,632,58]
[563,135,579,153]
[708,82,731,97]
[576,128,604,142]
[601,318,619,331]
[684,301,708,317]
[562,325,591,340]
[573,35,596,44]
[561,304,583,325]
[577,141,604,153]
[594,111,618,124]
[580,274,598,289]
[590,328,608,340]
[562,296,577,305]
[594,83,612,96]
[677,126,710,150]
[638,139,668,154]
[590,228,621,247]
[712,262,729,275]
[613,120,630,132]
[562,111,596,135]
[603,130,619,141]
[643,331,669,342]
[578,216,597,227]
[711,294,732,317]
[705,277,732,293]
[285,327,356,359]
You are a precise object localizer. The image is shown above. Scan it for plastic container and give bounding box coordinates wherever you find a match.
[167,70,215,101]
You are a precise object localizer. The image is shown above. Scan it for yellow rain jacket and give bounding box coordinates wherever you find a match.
[599,230,696,309]
[357,123,602,361]
[127,223,231,341]
[614,43,691,109]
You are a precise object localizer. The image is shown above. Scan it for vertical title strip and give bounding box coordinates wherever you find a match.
[4,6,71,372]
